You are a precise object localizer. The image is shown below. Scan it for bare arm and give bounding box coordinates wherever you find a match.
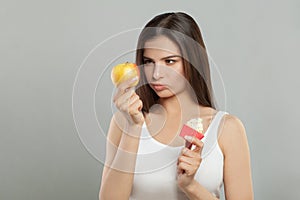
[177,137,220,200]
[99,77,144,200]
[179,114,253,200]
[99,115,142,200]
[219,115,254,200]
[181,179,220,200]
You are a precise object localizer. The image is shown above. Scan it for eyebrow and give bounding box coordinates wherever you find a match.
[143,55,181,60]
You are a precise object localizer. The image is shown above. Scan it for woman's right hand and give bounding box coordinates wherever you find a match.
[113,77,144,127]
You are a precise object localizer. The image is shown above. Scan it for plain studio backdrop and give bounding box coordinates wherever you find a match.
[1,0,299,199]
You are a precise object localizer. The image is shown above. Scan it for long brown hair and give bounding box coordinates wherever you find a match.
[136,12,216,113]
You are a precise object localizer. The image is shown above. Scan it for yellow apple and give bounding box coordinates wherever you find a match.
[111,62,140,87]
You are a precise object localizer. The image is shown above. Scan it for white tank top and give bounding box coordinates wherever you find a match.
[130,111,228,200]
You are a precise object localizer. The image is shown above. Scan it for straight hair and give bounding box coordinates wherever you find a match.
[135,12,216,113]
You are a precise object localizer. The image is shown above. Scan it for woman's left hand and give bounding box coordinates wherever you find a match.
[177,136,204,190]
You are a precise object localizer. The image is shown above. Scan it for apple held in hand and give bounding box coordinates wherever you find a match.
[111,62,140,87]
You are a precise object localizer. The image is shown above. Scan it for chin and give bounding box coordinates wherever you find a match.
[155,90,177,99]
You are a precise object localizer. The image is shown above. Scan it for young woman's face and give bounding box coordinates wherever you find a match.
[143,35,187,98]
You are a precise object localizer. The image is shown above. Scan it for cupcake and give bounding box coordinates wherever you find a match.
[179,118,204,149]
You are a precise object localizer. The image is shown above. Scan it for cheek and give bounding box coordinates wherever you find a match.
[175,64,185,77]
[168,67,185,83]
[171,73,186,86]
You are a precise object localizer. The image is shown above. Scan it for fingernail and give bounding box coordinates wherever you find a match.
[184,136,193,142]
[131,76,138,82]
[183,148,189,153]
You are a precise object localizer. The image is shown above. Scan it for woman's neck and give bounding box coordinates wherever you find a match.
[158,92,201,118]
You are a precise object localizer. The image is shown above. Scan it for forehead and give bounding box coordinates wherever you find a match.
[143,35,181,57]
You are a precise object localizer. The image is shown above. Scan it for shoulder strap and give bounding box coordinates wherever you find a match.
[201,111,228,158]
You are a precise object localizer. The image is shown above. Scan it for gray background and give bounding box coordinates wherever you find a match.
[1,0,300,199]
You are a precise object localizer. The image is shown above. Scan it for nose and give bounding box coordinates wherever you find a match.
[152,64,163,80]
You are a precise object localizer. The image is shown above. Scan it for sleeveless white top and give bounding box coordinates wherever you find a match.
[130,111,228,200]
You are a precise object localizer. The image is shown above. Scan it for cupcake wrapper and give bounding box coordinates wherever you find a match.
[179,124,204,149]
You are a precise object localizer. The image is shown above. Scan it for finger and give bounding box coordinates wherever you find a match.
[181,147,201,158]
[129,100,143,116]
[117,92,135,112]
[114,90,135,109]
[184,136,204,153]
[117,77,138,92]
[113,76,137,102]
[129,93,140,104]
[115,97,128,112]
[177,162,192,176]
[178,155,197,165]
[113,87,134,103]
[128,93,141,109]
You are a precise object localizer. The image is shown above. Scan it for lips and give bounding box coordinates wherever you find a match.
[151,83,167,91]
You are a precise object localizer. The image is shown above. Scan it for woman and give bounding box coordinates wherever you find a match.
[99,12,253,200]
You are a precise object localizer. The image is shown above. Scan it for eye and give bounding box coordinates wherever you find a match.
[165,59,176,65]
[143,59,154,66]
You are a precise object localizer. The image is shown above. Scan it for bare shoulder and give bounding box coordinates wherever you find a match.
[220,114,246,134]
[218,114,254,199]
[218,114,249,154]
